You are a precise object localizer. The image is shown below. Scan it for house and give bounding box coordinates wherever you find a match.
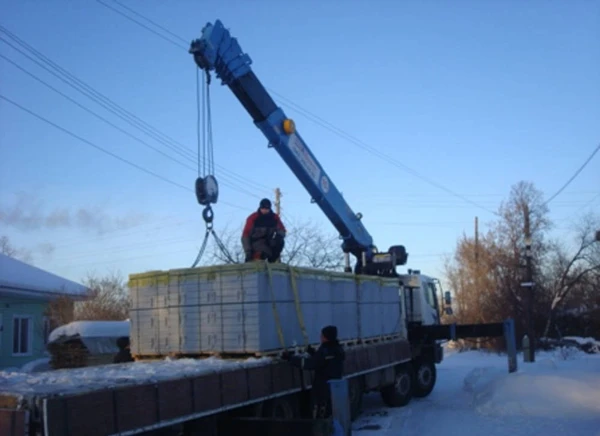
[0,253,89,370]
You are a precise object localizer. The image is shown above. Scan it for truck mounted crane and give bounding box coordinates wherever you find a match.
[189,20,407,277]
[186,20,517,417]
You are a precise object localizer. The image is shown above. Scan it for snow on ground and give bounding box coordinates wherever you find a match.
[562,336,600,353]
[48,320,130,343]
[20,357,51,373]
[2,358,52,374]
[352,346,600,436]
[0,356,271,396]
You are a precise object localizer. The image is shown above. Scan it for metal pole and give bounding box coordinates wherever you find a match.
[504,318,518,373]
[328,379,351,436]
[523,205,535,362]
[526,242,535,362]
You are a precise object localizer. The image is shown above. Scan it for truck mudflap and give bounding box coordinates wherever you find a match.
[434,342,443,364]
[2,339,411,436]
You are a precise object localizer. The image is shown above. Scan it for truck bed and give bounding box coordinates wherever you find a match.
[0,338,410,436]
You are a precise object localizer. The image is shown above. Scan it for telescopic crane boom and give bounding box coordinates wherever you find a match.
[190,20,407,275]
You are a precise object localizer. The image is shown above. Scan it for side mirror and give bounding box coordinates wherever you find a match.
[444,291,452,306]
[445,307,453,315]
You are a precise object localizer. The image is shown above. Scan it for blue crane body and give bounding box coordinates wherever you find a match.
[190,20,407,274]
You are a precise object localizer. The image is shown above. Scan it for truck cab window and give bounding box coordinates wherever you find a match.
[424,282,437,309]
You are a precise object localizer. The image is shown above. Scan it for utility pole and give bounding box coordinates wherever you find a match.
[474,216,482,330]
[274,188,282,215]
[474,216,479,264]
[522,204,535,362]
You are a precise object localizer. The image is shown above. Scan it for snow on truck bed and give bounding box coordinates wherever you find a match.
[0,356,271,397]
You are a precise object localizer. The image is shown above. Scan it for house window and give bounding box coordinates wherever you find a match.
[12,316,33,356]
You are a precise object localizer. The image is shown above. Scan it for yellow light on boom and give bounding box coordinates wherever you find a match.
[283,119,295,134]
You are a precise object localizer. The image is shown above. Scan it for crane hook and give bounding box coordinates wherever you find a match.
[202,205,214,230]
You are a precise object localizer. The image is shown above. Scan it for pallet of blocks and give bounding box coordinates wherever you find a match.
[128,262,405,358]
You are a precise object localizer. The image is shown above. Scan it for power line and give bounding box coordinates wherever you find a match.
[543,142,600,205]
[0,54,188,170]
[93,0,500,216]
[50,244,449,271]
[0,52,260,200]
[5,215,475,258]
[267,90,500,215]
[0,25,272,195]
[49,235,194,263]
[0,93,246,211]
[109,0,189,45]
[45,217,196,249]
[96,0,186,50]
[581,192,600,210]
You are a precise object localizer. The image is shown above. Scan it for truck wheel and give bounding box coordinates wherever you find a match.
[413,360,436,398]
[380,363,413,407]
[261,395,298,419]
[348,377,364,420]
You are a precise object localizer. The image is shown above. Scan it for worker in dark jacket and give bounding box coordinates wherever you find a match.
[242,198,286,262]
[113,336,134,364]
[282,325,345,418]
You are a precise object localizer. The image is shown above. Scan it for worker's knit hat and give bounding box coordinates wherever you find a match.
[259,198,272,209]
[321,325,338,342]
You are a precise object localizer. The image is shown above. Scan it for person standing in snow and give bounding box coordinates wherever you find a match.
[113,336,134,363]
[281,325,345,418]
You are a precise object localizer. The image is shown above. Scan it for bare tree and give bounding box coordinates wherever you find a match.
[281,217,345,270]
[74,270,130,321]
[444,181,555,346]
[45,295,76,328]
[0,235,33,263]
[495,181,553,254]
[444,230,509,325]
[206,223,247,265]
[206,217,345,270]
[539,212,600,337]
[445,179,600,345]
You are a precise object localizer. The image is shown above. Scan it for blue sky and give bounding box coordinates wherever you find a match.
[1,0,598,286]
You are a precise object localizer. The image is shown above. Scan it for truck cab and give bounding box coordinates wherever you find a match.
[399,269,451,328]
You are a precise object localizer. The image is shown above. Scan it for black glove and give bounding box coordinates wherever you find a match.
[306,345,316,356]
[244,251,252,262]
[280,350,293,361]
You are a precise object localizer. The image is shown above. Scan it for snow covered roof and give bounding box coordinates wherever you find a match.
[48,321,132,354]
[0,253,90,300]
[48,320,130,343]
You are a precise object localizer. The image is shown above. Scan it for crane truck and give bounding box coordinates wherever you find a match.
[0,19,516,436]
[188,14,453,397]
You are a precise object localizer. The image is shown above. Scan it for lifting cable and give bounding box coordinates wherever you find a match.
[191,68,235,267]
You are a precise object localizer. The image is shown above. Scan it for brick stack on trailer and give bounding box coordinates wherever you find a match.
[128,262,405,359]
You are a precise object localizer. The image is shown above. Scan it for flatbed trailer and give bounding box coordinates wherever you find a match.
[0,337,420,436]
